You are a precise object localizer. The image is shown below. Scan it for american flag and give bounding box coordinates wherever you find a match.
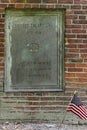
[67,93,87,120]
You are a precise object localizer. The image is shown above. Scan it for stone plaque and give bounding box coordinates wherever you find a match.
[5,9,65,91]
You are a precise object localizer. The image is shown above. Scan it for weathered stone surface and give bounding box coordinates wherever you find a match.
[0,122,87,130]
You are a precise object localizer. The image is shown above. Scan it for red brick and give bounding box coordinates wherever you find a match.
[74,0,81,4]
[43,0,57,3]
[31,4,40,8]
[73,20,87,24]
[24,4,31,8]
[78,78,87,82]
[0,18,4,23]
[55,4,70,8]
[65,72,75,77]
[47,4,56,8]
[82,25,87,28]
[68,58,83,63]
[10,0,16,2]
[71,5,81,9]
[0,9,5,13]
[0,43,4,47]
[66,10,74,14]
[41,97,55,101]
[8,4,15,8]
[14,107,24,110]
[58,0,73,4]
[27,0,41,3]
[81,0,87,4]
[65,87,79,92]
[80,49,87,53]
[66,19,72,24]
[10,0,25,2]
[66,48,79,53]
[77,34,87,38]
[0,63,4,66]
[0,38,4,42]
[68,39,83,44]
[72,29,86,33]
[84,59,87,62]
[68,68,83,72]
[83,40,87,43]
[0,24,4,28]
[28,97,40,100]
[0,52,4,57]
[1,0,9,2]
[81,54,87,58]
[0,33,4,37]
[73,10,85,14]
[65,29,71,33]
[66,82,87,87]
[0,67,4,71]
[0,48,4,52]
[15,4,24,8]
[84,68,87,72]
[29,106,40,110]
[76,63,87,67]
[65,34,76,38]
[65,63,75,67]
[66,44,77,48]
[40,101,59,105]
[78,44,87,48]
[65,52,79,58]
[40,106,56,110]
[0,4,8,8]
[66,24,81,28]
[66,15,78,19]
[32,102,40,105]
[82,6,87,9]
[56,96,71,100]
[74,0,87,4]
[65,77,79,82]
[79,15,86,19]
[75,73,87,77]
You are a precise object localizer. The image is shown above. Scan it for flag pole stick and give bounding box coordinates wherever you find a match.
[57,90,78,130]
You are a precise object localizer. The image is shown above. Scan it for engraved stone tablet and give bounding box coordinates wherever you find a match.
[5,9,64,91]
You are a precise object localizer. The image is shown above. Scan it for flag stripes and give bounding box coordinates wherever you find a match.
[67,93,87,120]
[79,105,87,114]
[67,103,87,120]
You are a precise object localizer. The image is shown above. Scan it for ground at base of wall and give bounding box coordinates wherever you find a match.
[0,122,87,130]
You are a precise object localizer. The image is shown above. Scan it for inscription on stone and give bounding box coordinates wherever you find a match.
[10,15,58,87]
[5,9,64,91]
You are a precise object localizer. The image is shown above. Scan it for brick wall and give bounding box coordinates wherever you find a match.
[0,0,87,124]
